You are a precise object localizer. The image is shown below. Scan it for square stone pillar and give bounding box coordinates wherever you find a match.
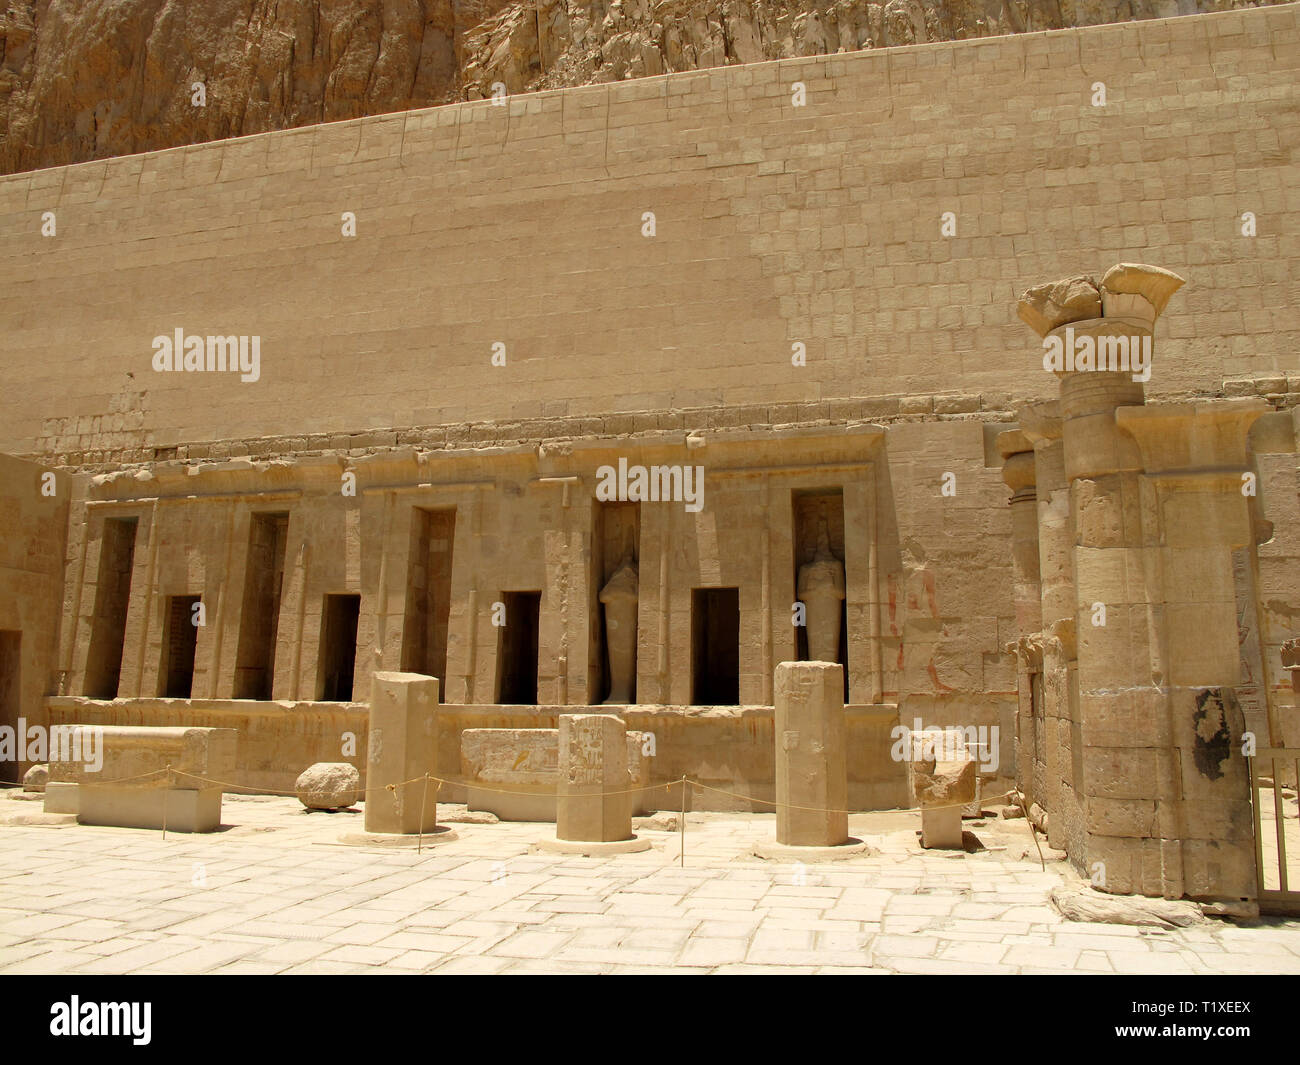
[364,671,439,835]
[775,661,847,847]
[999,429,1041,805]
[1021,403,1078,852]
[557,713,631,842]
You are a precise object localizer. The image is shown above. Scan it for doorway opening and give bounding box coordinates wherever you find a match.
[159,595,200,698]
[318,594,360,701]
[496,591,541,705]
[691,587,739,705]
[233,512,289,699]
[84,517,138,698]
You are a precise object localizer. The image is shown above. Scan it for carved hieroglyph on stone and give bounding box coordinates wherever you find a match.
[600,544,638,704]
[774,661,848,847]
[364,671,438,835]
[909,728,976,849]
[797,515,846,665]
[459,726,657,824]
[1280,638,1300,693]
[556,713,632,842]
[461,727,560,822]
[539,713,650,854]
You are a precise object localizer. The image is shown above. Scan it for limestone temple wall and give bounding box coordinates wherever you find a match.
[0,7,1297,898]
[0,7,1295,463]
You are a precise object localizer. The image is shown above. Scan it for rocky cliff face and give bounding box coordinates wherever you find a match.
[0,0,1279,175]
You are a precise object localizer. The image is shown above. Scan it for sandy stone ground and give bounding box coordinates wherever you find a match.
[2,790,1299,975]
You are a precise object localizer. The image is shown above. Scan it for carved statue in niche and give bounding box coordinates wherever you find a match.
[797,511,845,664]
[600,535,638,704]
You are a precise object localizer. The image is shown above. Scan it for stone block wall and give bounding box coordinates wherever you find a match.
[0,8,1294,465]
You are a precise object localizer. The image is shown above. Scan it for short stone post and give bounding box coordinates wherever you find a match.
[541,713,649,854]
[910,729,976,849]
[775,661,848,847]
[364,671,439,835]
[557,713,630,842]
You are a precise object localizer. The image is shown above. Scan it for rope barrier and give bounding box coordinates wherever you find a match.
[2,766,1013,819]
[1,764,1042,869]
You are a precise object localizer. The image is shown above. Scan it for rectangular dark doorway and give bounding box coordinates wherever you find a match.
[692,587,739,706]
[0,631,20,746]
[590,501,639,704]
[84,517,138,698]
[496,591,541,705]
[233,512,289,700]
[400,507,457,699]
[318,594,360,701]
[159,595,200,698]
[793,487,849,703]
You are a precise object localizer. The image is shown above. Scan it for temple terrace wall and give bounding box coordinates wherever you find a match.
[0,7,1295,465]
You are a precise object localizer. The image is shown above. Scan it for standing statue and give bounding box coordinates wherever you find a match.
[600,539,638,704]
[797,514,845,664]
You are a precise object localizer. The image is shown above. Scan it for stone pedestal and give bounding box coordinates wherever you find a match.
[43,781,79,815]
[79,785,222,832]
[910,728,977,849]
[774,661,847,847]
[364,671,439,835]
[556,713,632,843]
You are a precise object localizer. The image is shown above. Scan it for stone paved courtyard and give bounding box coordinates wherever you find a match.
[2,791,1299,975]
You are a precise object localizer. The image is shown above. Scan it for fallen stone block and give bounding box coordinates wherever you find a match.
[460,728,559,822]
[48,725,237,833]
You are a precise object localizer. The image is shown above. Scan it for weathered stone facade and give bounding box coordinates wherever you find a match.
[0,8,1296,907]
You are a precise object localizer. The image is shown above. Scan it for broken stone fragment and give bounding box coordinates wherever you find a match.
[438,806,499,825]
[1049,885,1207,929]
[912,757,977,807]
[295,762,360,811]
[1099,263,1186,322]
[22,764,48,792]
[1016,275,1102,337]
[1282,638,1300,670]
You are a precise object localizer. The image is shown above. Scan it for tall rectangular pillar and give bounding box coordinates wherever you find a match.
[775,660,847,846]
[364,670,439,834]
